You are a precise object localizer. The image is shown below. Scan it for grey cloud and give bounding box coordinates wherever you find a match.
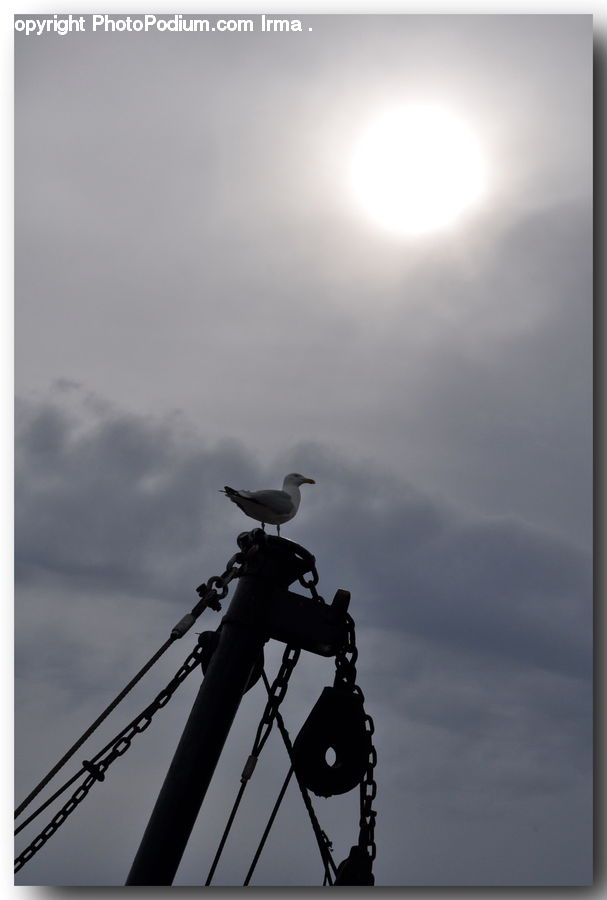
[15,17,592,564]
[16,182,591,549]
[14,391,591,884]
[16,388,591,684]
[14,13,591,887]
[16,387,255,599]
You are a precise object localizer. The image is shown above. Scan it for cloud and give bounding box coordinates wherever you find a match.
[15,386,255,599]
[14,389,591,885]
[13,13,592,888]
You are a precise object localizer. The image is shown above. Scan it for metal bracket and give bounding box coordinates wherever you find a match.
[266,588,350,657]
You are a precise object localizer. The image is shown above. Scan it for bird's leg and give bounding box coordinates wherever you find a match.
[261,522,266,532]
[277,524,281,537]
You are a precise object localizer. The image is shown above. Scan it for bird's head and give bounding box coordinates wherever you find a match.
[284,472,316,487]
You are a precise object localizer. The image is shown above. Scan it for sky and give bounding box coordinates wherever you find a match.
[13,12,593,888]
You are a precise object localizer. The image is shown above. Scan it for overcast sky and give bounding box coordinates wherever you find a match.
[14,13,592,888]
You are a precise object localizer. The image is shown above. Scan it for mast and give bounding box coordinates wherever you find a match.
[126,531,347,885]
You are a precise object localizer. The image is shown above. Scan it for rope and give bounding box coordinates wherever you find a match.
[14,546,242,823]
[204,780,248,886]
[16,663,178,837]
[14,636,175,819]
[204,681,280,885]
[259,669,337,884]
[205,665,336,886]
[204,650,299,886]
[243,766,294,885]
[15,642,205,872]
[15,768,83,837]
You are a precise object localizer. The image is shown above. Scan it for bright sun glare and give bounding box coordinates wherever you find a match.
[350,104,488,236]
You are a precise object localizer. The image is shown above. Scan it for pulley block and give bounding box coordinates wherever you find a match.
[292,685,370,797]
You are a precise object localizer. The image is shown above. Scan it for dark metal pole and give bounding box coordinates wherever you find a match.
[126,571,269,885]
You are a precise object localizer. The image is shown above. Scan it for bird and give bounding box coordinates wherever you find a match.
[222,472,315,535]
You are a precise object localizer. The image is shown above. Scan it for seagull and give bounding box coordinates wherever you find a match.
[222,473,315,535]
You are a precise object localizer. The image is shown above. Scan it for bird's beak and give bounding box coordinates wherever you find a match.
[304,477,316,484]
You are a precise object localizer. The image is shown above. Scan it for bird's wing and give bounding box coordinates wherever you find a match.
[237,489,294,515]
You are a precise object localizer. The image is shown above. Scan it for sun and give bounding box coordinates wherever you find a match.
[350,104,488,236]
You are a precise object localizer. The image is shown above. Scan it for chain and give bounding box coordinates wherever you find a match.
[204,643,301,886]
[334,613,359,690]
[359,710,378,861]
[16,532,376,881]
[258,669,337,884]
[15,543,256,831]
[172,549,251,638]
[244,644,300,775]
[197,550,246,609]
[333,614,377,866]
[298,555,322,602]
[294,567,376,881]
[15,643,205,873]
[206,543,332,886]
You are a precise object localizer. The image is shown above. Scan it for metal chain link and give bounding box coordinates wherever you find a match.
[199,550,246,606]
[204,642,302,886]
[15,643,205,873]
[295,568,378,882]
[16,545,256,833]
[298,559,321,602]
[248,644,300,763]
[258,669,337,884]
[15,539,262,849]
[16,532,377,880]
[333,613,377,867]
[334,613,359,689]
[206,544,334,886]
[172,548,251,638]
[359,712,378,861]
